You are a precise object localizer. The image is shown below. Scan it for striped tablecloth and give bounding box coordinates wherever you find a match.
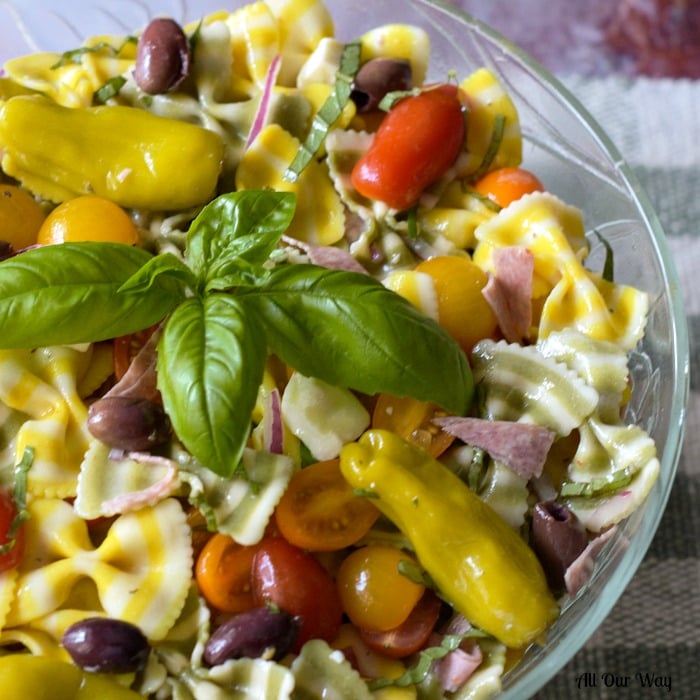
[532,75,700,699]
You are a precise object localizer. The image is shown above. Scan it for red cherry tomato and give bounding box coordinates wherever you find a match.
[359,591,442,659]
[0,490,25,573]
[351,84,466,211]
[252,537,343,649]
[274,459,380,552]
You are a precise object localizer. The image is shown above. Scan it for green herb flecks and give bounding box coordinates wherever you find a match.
[368,630,490,691]
[0,447,33,556]
[51,37,137,69]
[284,40,362,183]
[94,76,127,104]
[469,112,506,182]
[0,191,473,479]
[560,467,632,498]
[591,228,615,282]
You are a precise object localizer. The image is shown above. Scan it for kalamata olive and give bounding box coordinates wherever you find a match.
[87,395,171,451]
[351,58,413,112]
[0,241,14,260]
[133,18,190,95]
[203,606,300,666]
[62,617,150,673]
[531,500,589,590]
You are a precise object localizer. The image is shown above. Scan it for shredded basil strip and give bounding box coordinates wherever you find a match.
[469,112,506,182]
[0,447,33,556]
[51,37,137,69]
[368,631,488,691]
[377,86,423,112]
[94,76,127,104]
[398,558,435,588]
[284,40,362,183]
[560,467,633,498]
[591,229,615,282]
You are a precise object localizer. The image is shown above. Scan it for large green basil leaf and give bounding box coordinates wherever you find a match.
[157,293,268,478]
[0,242,181,347]
[240,264,474,415]
[186,190,296,289]
[118,252,197,295]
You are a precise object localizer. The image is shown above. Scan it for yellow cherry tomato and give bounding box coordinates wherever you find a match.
[414,255,497,353]
[37,195,140,246]
[336,545,425,632]
[0,183,46,249]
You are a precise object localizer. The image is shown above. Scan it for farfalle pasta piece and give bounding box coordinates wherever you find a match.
[473,192,648,349]
[358,23,430,86]
[75,440,180,519]
[179,447,295,546]
[2,35,136,108]
[471,338,599,436]
[3,498,192,641]
[477,461,530,529]
[459,68,522,178]
[0,345,93,499]
[236,123,345,246]
[265,0,335,86]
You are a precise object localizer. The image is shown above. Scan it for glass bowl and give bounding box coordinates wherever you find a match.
[0,0,689,697]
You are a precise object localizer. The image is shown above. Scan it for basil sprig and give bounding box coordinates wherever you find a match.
[0,190,473,477]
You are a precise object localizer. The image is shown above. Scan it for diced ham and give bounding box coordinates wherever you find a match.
[564,525,618,596]
[281,234,369,274]
[433,416,555,479]
[431,641,483,693]
[482,245,534,343]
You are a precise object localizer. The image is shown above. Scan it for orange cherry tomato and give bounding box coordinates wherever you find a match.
[195,533,259,614]
[37,195,140,246]
[0,489,24,573]
[274,459,381,552]
[0,184,46,250]
[351,84,465,211]
[414,255,498,353]
[371,393,454,458]
[359,591,443,659]
[336,545,425,632]
[252,536,343,649]
[473,166,544,208]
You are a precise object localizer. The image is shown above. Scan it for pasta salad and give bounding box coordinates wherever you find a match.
[0,0,658,697]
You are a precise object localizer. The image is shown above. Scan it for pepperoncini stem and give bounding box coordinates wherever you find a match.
[339,429,559,648]
[0,95,224,210]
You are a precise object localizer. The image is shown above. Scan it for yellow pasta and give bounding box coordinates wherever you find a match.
[3,498,192,641]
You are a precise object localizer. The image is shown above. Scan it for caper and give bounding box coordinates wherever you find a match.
[62,617,150,673]
[133,18,190,95]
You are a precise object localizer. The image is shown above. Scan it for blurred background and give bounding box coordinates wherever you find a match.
[454,0,700,78]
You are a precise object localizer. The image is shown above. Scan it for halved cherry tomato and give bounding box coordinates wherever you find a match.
[359,591,443,659]
[414,255,498,353]
[195,533,258,614]
[473,166,544,208]
[0,489,24,573]
[336,545,425,632]
[351,84,465,210]
[274,459,381,552]
[252,537,343,649]
[371,394,454,457]
[37,195,140,246]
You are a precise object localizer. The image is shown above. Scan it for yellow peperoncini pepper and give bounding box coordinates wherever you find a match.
[339,430,559,649]
[0,95,225,210]
[0,654,142,700]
